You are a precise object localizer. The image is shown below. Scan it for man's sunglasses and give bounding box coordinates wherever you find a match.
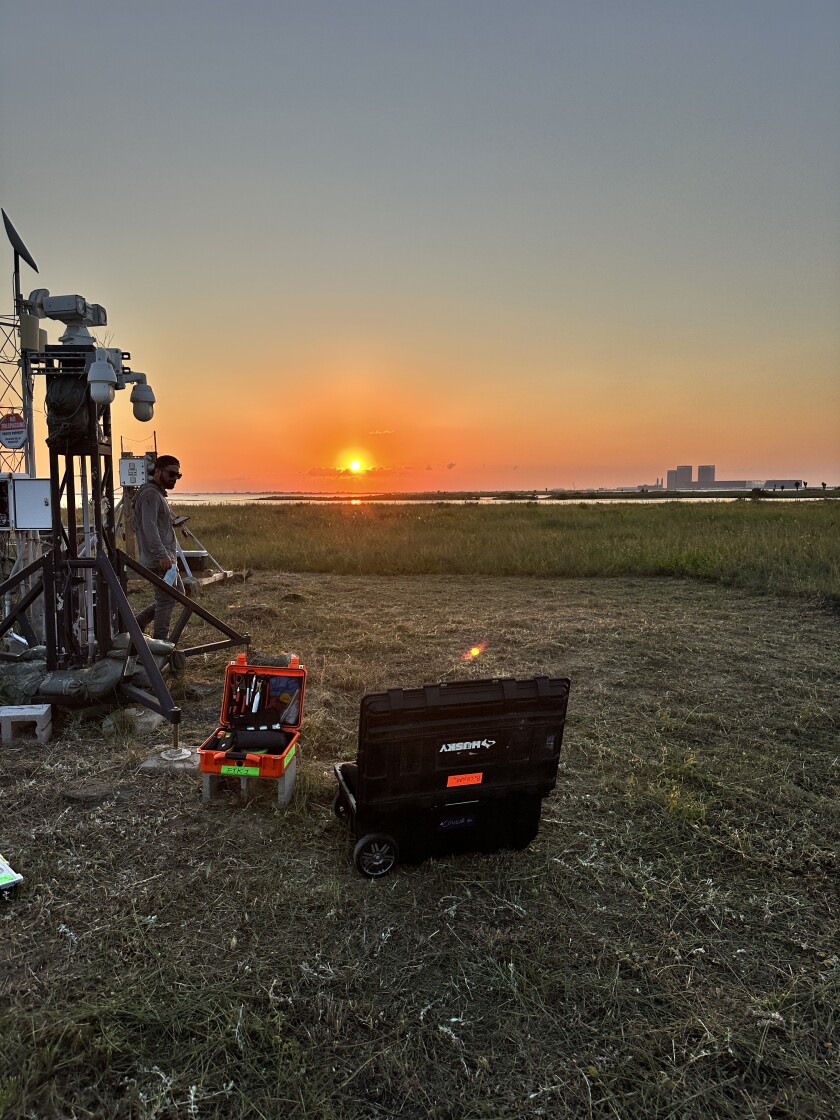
[161,469,182,479]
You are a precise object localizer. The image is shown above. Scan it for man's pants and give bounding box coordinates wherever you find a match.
[135,574,184,641]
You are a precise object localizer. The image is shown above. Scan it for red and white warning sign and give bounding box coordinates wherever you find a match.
[0,412,28,450]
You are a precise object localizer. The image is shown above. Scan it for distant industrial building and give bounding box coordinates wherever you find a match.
[663,464,771,490]
[615,478,665,492]
[625,464,806,493]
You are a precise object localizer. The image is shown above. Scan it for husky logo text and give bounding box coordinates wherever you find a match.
[439,737,495,753]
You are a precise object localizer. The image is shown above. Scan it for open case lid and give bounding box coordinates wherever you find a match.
[221,655,307,731]
[358,675,571,746]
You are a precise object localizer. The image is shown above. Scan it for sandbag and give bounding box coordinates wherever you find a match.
[37,671,86,701]
[130,654,172,691]
[82,657,126,699]
[0,661,48,704]
[111,632,175,656]
[38,658,125,703]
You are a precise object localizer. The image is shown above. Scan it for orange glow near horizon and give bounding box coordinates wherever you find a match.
[92,331,840,494]
[98,360,840,494]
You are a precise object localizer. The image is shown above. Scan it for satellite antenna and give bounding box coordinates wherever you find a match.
[1,209,39,306]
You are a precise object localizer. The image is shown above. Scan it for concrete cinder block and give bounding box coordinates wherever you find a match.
[276,755,296,807]
[139,748,200,774]
[0,703,52,745]
[200,760,297,808]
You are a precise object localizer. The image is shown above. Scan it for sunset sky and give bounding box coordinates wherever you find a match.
[1,1,838,491]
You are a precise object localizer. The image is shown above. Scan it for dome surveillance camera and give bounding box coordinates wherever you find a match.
[87,356,117,405]
[129,378,155,423]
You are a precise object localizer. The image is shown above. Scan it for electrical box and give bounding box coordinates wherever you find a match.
[13,479,52,530]
[119,454,154,488]
[0,476,52,531]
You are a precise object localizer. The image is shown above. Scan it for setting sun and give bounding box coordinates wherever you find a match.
[349,460,362,473]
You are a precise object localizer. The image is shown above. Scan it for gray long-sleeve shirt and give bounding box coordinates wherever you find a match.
[133,482,176,567]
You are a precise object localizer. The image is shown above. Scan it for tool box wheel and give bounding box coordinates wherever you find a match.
[332,792,351,824]
[510,798,542,849]
[353,833,399,878]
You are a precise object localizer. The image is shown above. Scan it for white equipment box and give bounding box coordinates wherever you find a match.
[0,476,52,531]
[119,455,153,487]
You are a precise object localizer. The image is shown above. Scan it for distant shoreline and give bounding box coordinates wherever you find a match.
[233,487,834,502]
[166,487,838,505]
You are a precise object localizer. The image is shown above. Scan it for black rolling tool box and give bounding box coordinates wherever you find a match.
[333,675,571,877]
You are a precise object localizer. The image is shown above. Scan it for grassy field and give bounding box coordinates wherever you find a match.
[179,500,840,605]
[1,506,838,1118]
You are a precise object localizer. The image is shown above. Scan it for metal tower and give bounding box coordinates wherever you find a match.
[0,212,249,725]
[0,209,38,476]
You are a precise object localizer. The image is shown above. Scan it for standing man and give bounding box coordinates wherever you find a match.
[134,455,183,641]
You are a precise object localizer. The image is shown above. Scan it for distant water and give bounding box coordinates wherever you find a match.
[168,492,814,506]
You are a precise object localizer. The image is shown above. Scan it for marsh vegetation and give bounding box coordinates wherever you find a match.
[184,500,840,604]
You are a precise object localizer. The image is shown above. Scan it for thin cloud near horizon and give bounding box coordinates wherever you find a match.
[307,465,409,478]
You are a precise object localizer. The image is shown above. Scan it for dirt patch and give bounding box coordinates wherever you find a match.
[1,574,837,1119]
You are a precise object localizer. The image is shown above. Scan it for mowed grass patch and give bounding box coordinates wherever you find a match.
[179,500,840,604]
[2,573,837,1119]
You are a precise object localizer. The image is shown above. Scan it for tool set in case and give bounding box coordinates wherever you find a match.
[334,675,571,876]
[199,652,307,805]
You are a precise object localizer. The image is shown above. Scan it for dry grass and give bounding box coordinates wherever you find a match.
[0,572,837,1119]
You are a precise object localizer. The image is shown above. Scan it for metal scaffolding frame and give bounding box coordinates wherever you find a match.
[0,212,249,724]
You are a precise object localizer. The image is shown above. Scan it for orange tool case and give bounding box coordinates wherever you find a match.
[198,653,307,781]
